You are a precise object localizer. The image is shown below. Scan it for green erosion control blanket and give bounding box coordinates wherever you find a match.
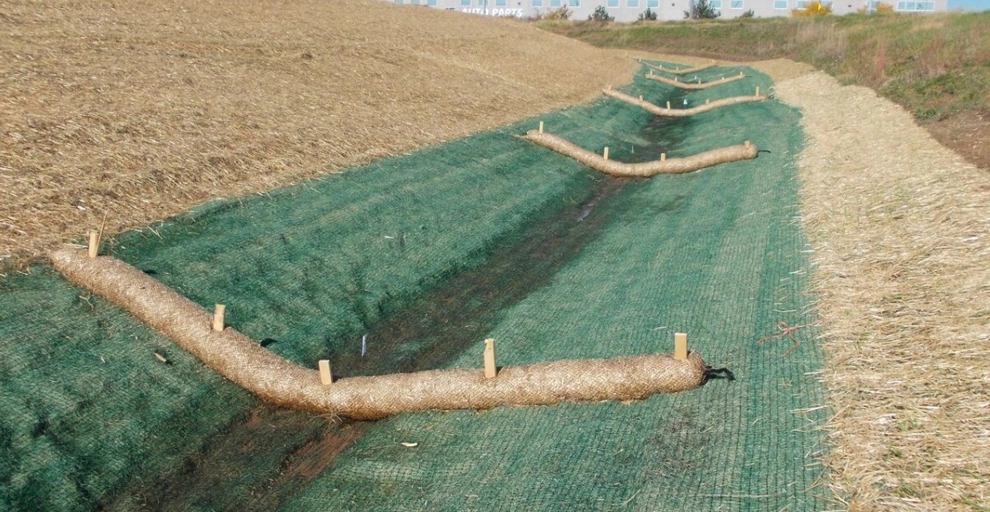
[0,64,830,510]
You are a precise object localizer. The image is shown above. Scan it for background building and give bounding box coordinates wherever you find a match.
[386,0,948,21]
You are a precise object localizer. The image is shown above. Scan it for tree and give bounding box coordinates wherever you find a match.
[638,7,658,20]
[588,5,615,21]
[684,0,721,19]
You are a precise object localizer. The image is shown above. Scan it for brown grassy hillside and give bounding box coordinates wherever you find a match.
[0,0,639,265]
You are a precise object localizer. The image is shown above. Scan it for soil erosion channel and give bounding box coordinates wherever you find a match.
[106,112,692,509]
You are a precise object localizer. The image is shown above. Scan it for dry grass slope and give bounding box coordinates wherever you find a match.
[774,71,990,510]
[0,0,638,264]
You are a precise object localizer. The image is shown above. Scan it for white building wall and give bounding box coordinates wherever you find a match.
[386,0,947,21]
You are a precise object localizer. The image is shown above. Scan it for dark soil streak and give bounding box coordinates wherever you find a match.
[333,175,628,378]
[105,174,630,511]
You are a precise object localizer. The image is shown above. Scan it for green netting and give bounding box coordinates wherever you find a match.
[281,63,829,511]
[0,63,829,511]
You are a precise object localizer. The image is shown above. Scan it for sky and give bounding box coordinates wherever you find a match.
[948,0,990,11]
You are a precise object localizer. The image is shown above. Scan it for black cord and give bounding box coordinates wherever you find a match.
[704,365,735,382]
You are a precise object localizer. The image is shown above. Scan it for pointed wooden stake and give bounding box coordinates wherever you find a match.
[88,231,99,258]
[539,120,544,133]
[756,86,760,97]
[603,147,610,160]
[674,333,688,361]
[661,153,667,162]
[213,304,225,331]
[484,338,497,379]
[666,101,671,111]
[319,360,332,385]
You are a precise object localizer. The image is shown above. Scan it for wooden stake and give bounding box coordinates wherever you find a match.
[661,153,666,162]
[639,95,643,101]
[92,210,108,259]
[666,101,671,110]
[603,147,609,160]
[484,338,497,379]
[213,304,225,331]
[755,86,760,97]
[674,333,688,361]
[539,120,544,133]
[745,140,751,148]
[319,360,332,385]
[88,231,99,258]
[706,98,710,104]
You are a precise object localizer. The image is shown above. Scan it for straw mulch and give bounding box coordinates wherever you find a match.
[769,67,990,509]
[602,88,769,117]
[520,130,758,177]
[0,0,640,267]
[50,246,708,420]
[646,71,747,90]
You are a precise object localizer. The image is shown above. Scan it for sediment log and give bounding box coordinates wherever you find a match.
[642,61,715,75]
[50,247,708,420]
[603,88,768,117]
[646,72,745,90]
[520,130,758,178]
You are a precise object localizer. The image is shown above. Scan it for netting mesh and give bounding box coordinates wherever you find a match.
[0,63,829,511]
[282,64,830,510]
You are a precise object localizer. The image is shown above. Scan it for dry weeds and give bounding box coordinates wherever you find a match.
[772,69,990,510]
[0,0,639,265]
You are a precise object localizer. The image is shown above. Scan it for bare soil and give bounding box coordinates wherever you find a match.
[927,111,990,174]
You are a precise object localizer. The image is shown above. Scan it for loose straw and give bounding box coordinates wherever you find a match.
[519,131,758,178]
[646,73,745,90]
[49,247,708,420]
[603,89,768,117]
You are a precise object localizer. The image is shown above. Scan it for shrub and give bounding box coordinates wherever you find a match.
[857,2,894,14]
[792,1,832,16]
[638,7,658,20]
[740,8,755,18]
[684,0,721,19]
[588,5,615,21]
[544,5,572,20]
